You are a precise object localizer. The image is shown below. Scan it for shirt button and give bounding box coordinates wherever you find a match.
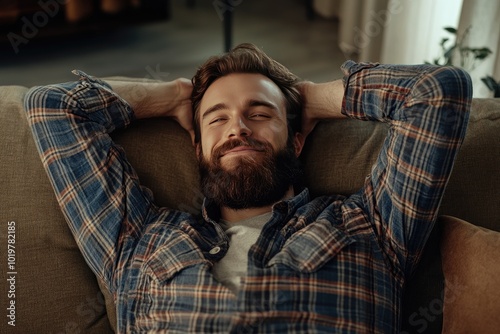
[209,246,221,255]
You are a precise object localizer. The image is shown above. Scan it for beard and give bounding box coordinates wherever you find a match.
[198,136,302,210]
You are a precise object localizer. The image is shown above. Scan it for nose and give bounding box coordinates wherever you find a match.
[228,116,252,138]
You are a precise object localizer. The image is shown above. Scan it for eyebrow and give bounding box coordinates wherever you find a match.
[201,99,280,121]
[201,103,227,121]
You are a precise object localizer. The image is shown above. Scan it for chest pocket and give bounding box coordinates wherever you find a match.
[267,219,355,273]
[145,234,210,284]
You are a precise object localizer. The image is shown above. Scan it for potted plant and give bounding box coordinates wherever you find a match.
[426,26,498,97]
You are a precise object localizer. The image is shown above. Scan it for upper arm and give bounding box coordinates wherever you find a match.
[24,75,155,292]
[342,62,472,274]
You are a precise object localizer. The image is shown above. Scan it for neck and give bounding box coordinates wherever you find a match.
[220,186,294,223]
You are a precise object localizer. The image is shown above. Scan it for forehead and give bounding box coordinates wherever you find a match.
[199,73,285,114]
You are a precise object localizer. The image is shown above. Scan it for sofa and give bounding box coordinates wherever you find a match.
[0,78,499,333]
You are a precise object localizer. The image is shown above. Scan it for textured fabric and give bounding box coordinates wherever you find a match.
[440,216,500,334]
[435,98,500,229]
[23,62,472,333]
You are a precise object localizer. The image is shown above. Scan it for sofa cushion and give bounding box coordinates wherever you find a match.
[440,216,500,334]
[437,99,500,231]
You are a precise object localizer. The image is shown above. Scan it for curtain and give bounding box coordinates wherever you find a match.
[338,0,389,62]
[336,0,500,97]
[455,0,500,97]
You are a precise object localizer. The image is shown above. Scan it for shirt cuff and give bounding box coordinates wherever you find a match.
[69,69,135,132]
[340,60,380,120]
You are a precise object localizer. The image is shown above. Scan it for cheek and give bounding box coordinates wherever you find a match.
[259,123,288,148]
[200,141,211,160]
[200,132,218,160]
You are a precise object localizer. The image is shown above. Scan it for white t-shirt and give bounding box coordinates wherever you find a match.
[212,212,272,294]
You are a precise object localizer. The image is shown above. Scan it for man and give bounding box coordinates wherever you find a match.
[24,43,472,333]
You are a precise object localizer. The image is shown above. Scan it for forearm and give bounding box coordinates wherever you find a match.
[340,61,472,127]
[301,79,345,120]
[298,79,346,137]
[106,78,190,119]
[106,76,194,140]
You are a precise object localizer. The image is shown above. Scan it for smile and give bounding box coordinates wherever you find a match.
[221,146,263,157]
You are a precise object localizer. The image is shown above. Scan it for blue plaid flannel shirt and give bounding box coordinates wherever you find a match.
[25,61,472,333]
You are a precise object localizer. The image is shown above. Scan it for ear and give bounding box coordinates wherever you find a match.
[293,132,305,157]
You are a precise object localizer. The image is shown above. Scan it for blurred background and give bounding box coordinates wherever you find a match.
[0,0,345,87]
[0,0,498,97]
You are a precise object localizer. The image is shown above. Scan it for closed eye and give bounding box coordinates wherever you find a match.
[249,113,271,119]
[209,117,226,125]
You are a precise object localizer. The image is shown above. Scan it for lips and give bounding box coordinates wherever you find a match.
[215,138,268,160]
[221,146,263,157]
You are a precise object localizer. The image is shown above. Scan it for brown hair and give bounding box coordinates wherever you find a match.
[191,43,302,143]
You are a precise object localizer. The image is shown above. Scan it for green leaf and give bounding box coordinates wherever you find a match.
[471,47,492,60]
[426,25,493,72]
[440,37,449,47]
[479,47,493,53]
[481,76,499,91]
[458,47,491,61]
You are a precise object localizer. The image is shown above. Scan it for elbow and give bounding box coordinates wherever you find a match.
[411,66,473,138]
[432,66,472,101]
[24,84,67,122]
[414,66,473,106]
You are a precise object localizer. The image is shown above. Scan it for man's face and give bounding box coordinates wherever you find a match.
[198,73,293,164]
[196,73,303,209]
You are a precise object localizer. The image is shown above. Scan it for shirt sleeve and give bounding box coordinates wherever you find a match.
[340,61,472,276]
[24,70,155,292]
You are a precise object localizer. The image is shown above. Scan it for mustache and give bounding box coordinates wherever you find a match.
[213,137,271,160]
